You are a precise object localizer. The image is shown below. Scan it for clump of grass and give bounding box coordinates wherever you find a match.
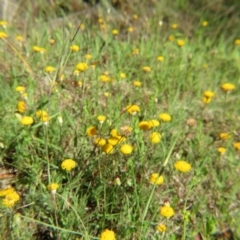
[0,0,240,239]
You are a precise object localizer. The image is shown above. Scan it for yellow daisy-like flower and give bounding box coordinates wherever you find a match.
[120,144,133,155]
[217,147,226,154]
[39,115,50,123]
[86,126,97,137]
[149,173,164,185]
[168,35,175,41]
[15,86,25,93]
[0,21,8,27]
[0,187,15,197]
[108,136,125,146]
[133,14,138,20]
[138,121,150,131]
[157,224,167,232]
[202,90,214,104]
[132,48,139,55]
[45,66,55,73]
[100,74,112,82]
[112,29,118,35]
[16,35,24,42]
[70,44,80,52]
[2,191,20,207]
[202,21,208,27]
[233,142,240,150]
[0,31,8,39]
[149,132,161,144]
[177,39,185,47]
[128,27,134,32]
[219,133,231,140]
[171,23,178,29]
[97,115,106,124]
[142,66,151,72]
[36,110,48,118]
[120,72,126,79]
[159,113,172,122]
[102,143,114,154]
[110,129,121,138]
[157,56,164,62]
[174,160,191,172]
[17,101,27,113]
[133,80,142,87]
[221,83,235,92]
[21,116,34,126]
[76,62,88,72]
[160,206,174,218]
[61,159,77,171]
[47,183,59,192]
[234,39,240,45]
[148,119,160,128]
[100,229,116,240]
[98,18,104,23]
[85,54,92,59]
[94,138,106,147]
[126,105,141,115]
[32,46,46,53]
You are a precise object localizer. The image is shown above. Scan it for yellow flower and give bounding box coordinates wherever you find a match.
[126,105,140,115]
[16,35,24,42]
[97,115,106,123]
[85,54,92,59]
[0,31,8,39]
[160,206,174,218]
[70,44,80,52]
[138,121,150,131]
[120,144,133,155]
[47,183,59,192]
[202,21,208,27]
[168,35,175,41]
[234,39,240,45]
[100,229,116,240]
[98,18,104,23]
[100,74,112,82]
[39,115,50,123]
[171,23,178,29]
[110,129,121,138]
[157,224,167,232]
[221,83,235,92]
[149,173,164,185]
[21,116,34,126]
[217,147,226,154]
[94,138,106,147]
[132,48,139,55]
[49,38,56,45]
[0,187,15,197]
[102,143,114,154]
[142,66,151,72]
[33,46,46,53]
[128,27,134,32]
[2,191,20,207]
[149,132,161,144]
[61,159,77,171]
[202,96,212,104]
[133,80,142,87]
[45,66,55,73]
[36,110,48,118]
[159,113,172,122]
[233,142,240,150]
[133,14,138,20]
[120,72,126,79]
[0,21,8,27]
[17,101,27,113]
[219,133,231,140]
[148,119,160,128]
[76,62,88,72]
[108,136,125,146]
[177,39,185,47]
[86,126,97,136]
[112,29,118,35]
[174,160,191,172]
[15,86,25,93]
[202,90,214,104]
[157,56,164,62]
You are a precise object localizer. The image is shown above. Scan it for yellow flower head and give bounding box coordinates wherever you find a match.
[171,23,178,29]
[160,206,174,218]
[110,129,121,138]
[233,142,240,150]
[97,115,106,123]
[204,91,214,98]
[112,29,118,35]
[15,86,25,93]
[219,132,231,140]
[142,66,151,72]
[100,74,112,82]
[132,48,139,55]
[148,119,160,128]
[133,80,142,87]
[234,39,240,45]
[45,66,55,73]
[157,224,167,232]
[202,21,208,27]
[86,126,97,137]
[70,44,80,52]
[0,21,8,27]
[177,39,185,47]
[108,136,125,146]
[120,144,133,155]
[21,116,34,126]
[0,187,15,197]
[168,35,175,41]
[126,105,141,115]
[33,46,46,53]
[2,191,20,207]
[100,229,116,240]
[94,138,106,147]
[120,72,126,79]
[47,183,59,192]
[221,83,235,92]
[149,132,161,144]
[149,173,164,185]
[85,54,92,59]
[133,14,138,20]
[174,160,191,172]
[16,35,24,42]
[138,121,150,131]
[102,143,114,154]
[217,147,226,154]
[157,56,164,62]
[159,113,172,122]
[61,159,77,171]
[36,110,48,118]
[0,31,8,39]
[128,27,134,32]
[76,62,88,72]
[17,101,27,113]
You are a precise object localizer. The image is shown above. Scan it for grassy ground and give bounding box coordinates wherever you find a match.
[0,0,240,239]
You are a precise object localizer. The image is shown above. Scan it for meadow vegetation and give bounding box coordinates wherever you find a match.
[0,0,240,239]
